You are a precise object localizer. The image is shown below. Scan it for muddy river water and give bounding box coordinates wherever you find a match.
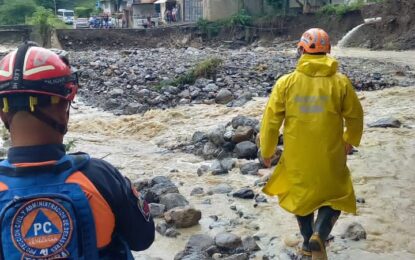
[1,45,415,259]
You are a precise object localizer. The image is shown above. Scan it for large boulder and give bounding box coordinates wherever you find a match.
[234,141,258,159]
[232,126,254,143]
[208,183,233,194]
[231,115,259,129]
[215,89,234,104]
[240,162,260,175]
[232,188,255,199]
[164,206,202,228]
[185,234,215,252]
[160,193,189,211]
[149,203,166,218]
[208,125,226,146]
[214,232,242,249]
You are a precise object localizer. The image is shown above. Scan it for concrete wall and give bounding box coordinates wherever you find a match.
[0,25,31,45]
[203,0,243,21]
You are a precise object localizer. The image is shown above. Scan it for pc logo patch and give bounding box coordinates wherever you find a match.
[11,198,73,259]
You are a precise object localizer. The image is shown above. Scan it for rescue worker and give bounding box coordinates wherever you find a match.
[0,43,155,259]
[260,28,363,260]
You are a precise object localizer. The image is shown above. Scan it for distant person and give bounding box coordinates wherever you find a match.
[172,6,178,22]
[0,43,155,259]
[260,28,363,260]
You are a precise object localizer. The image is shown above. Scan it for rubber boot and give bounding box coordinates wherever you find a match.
[309,206,341,260]
[296,213,314,258]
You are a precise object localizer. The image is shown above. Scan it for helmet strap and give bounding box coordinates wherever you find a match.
[30,109,68,135]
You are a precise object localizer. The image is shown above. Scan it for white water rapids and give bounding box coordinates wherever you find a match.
[337,17,382,48]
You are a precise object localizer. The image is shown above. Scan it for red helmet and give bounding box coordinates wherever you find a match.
[298,28,331,54]
[0,43,79,134]
[0,43,78,102]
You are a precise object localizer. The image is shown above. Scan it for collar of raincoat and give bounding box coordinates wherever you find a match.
[296,54,338,77]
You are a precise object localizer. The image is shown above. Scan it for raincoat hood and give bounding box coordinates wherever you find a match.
[296,54,338,77]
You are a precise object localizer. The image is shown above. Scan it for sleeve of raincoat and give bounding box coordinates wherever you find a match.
[260,76,287,159]
[341,77,364,147]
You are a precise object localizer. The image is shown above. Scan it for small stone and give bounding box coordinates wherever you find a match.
[240,162,260,175]
[230,205,237,211]
[284,234,301,247]
[356,197,365,204]
[242,236,260,252]
[192,131,208,143]
[233,188,255,199]
[222,253,249,260]
[254,194,268,203]
[211,160,228,175]
[209,184,233,194]
[165,228,180,238]
[220,158,236,171]
[215,232,242,249]
[209,126,226,146]
[156,221,168,235]
[368,117,401,128]
[341,222,367,241]
[190,187,204,196]
[197,165,210,176]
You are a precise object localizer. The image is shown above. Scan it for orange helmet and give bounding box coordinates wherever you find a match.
[297,28,331,54]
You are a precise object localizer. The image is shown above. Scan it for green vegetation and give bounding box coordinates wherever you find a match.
[197,9,253,38]
[75,6,93,18]
[317,1,364,17]
[155,58,223,89]
[27,7,67,46]
[0,0,37,25]
[64,139,77,152]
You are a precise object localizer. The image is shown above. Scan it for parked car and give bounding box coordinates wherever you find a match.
[73,18,89,29]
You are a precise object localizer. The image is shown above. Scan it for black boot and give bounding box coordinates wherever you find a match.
[296,213,314,256]
[309,206,341,260]
[314,206,340,242]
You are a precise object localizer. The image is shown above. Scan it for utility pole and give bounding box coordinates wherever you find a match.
[53,0,57,14]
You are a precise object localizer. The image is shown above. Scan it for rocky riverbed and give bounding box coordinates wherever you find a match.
[70,46,415,116]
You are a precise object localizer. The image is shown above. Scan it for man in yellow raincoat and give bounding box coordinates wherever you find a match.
[260,28,363,260]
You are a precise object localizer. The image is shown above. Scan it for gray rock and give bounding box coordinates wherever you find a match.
[220,158,236,171]
[240,162,260,175]
[159,193,189,211]
[156,221,168,235]
[197,165,210,176]
[125,102,144,114]
[185,234,215,252]
[209,183,233,194]
[190,187,204,196]
[232,126,254,143]
[233,188,255,199]
[234,141,258,159]
[231,116,259,129]
[215,89,234,104]
[211,160,228,175]
[164,206,202,228]
[242,236,260,252]
[208,126,226,146]
[254,194,268,203]
[214,232,242,249]
[204,83,219,92]
[165,228,181,238]
[109,88,124,97]
[203,142,219,158]
[151,176,172,186]
[150,182,180,199]
[149,203,166,218]
[341,222,367,241]
[368,117,401,128]
[192,131,208,144]
[133,179,149,191]
[222,253,248,260]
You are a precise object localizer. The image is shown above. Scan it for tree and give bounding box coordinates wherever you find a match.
[27,6,66,47]
[0,0,37,25]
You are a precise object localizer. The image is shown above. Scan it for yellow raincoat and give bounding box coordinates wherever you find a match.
[260,54,363,216]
